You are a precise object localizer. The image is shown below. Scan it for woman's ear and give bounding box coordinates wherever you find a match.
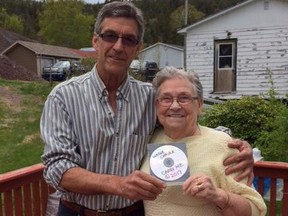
[198,98,204,114]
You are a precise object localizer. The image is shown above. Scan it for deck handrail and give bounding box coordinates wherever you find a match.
[254,161,288,216]
[0,163,54,216]
[0,161,287,216]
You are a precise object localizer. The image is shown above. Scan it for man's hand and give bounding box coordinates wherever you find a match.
[117,170,166,201]
[223,139,254,185]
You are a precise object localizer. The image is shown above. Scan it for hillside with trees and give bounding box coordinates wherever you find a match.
[0,0,245,48]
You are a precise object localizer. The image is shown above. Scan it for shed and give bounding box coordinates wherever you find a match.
[178,0,288,99]
[1,41,95,77]
[138,42,184,69]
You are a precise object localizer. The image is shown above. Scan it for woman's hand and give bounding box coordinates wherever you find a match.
[182,174,225,205]
[182,174,252,216]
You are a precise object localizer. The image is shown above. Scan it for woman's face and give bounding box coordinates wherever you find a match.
[156,77,203,138]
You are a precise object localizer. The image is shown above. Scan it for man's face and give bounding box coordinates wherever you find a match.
[92,17,142,78]
[156,78,202,137]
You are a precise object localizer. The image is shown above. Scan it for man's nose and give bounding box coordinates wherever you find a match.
[113,38,125,50]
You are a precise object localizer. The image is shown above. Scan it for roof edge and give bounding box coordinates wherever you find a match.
[141,42,184,53]
[178,0,255,34]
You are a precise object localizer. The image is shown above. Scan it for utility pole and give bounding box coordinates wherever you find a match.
[185,0,188,26]
[184,0,188,70]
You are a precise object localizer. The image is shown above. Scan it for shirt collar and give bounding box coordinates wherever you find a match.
[91,65,130,102]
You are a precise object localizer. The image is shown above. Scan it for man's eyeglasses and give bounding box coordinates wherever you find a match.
[157,95,198,107]
[98,32,139,47]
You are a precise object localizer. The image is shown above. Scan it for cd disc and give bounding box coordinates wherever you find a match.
[149,145,188,181]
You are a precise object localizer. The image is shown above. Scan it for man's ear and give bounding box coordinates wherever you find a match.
[135,41,143,57]
[92,34,99,50]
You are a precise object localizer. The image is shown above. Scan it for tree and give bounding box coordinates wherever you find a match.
[0,0,43,38]
[134,0,170,46]
[0,8,24,33]
[38,0,94,48]
[170,4,205,30]
[191,0,245,15]
[169,4,205,44]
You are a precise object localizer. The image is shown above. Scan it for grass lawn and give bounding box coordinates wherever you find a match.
[0,72,141,174]
[265,200,282,216]
[0,79,56,174]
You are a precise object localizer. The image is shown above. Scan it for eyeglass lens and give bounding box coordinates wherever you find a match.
[99,32,139,47]
[158,96,198,107]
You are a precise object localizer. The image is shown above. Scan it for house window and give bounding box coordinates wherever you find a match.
[214,39,237,93]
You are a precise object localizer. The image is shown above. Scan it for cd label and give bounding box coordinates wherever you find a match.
[148,143,190,185]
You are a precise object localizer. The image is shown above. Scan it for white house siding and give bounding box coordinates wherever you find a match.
[139,43,184,69]
[183,0,288,99]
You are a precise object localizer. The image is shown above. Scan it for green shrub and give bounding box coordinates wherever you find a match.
[200,96,276,144]
[200,96,288,162]
[255,102,288,162]
[129,69,145,81]
[81,57,95,72]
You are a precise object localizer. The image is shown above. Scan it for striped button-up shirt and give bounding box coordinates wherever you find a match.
[41,67,156,210]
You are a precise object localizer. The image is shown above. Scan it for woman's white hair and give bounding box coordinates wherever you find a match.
[152,66,203,99]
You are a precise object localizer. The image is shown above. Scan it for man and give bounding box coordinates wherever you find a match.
[41,2,253,216]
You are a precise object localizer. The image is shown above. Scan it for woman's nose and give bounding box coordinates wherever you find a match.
[169,99,181,109]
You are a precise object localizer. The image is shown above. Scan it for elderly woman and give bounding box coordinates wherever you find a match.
[141,66,266,216]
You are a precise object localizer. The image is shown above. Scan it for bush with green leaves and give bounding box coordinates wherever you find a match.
[200,96,288,162]
[254,102,288,162]
[81,57,95,72]
[200,96,275,143]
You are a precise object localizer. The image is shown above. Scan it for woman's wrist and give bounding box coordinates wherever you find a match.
[214,190,231,211]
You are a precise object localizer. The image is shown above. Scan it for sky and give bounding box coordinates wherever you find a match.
[84,0,105,4]
[34,0,105,4]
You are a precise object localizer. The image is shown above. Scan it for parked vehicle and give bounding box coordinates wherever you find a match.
[70,62,87,76]
[129,59,141,73]
[142,61,159,82]
[42,61,71,81]
[42,60,87,81]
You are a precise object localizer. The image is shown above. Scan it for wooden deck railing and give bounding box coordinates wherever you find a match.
[0,163,54,216]
[254,161,288,216]
[0,161,288,216]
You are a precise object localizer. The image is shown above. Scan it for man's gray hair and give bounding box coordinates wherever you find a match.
[152,66,203,99]
[94,1,145,41]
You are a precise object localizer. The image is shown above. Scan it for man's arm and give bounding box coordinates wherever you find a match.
[223,139,254,185]
[60,167,166,200]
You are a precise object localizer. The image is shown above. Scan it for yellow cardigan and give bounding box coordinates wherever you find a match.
[141,125,267,216]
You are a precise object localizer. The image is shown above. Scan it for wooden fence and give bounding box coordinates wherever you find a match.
[0,164,54,216]
[254,161,288,216]
[0,161,287,216]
